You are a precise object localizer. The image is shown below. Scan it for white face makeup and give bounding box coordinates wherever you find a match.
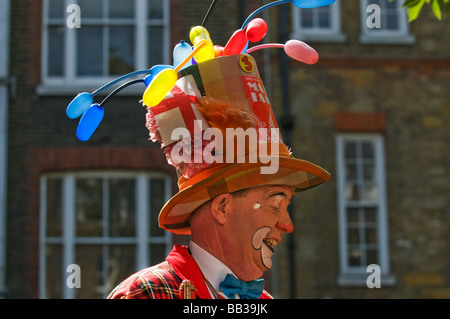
[251,226,274,269]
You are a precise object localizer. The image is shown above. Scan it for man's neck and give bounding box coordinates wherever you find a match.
[189,240,237,296]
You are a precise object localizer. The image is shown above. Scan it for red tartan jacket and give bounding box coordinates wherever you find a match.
[107,244,273,299]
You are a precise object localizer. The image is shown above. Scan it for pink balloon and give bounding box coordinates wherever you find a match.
[246,18,268,43]
[224,29,248,56]
[284,39,319,65]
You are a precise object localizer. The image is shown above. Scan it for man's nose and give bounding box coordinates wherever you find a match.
[276,209,294,233]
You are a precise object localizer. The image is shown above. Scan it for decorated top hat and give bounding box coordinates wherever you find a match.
[146,53,330,235]
[66,0,335,235]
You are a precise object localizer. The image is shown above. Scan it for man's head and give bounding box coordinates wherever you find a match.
[189,185,294,281]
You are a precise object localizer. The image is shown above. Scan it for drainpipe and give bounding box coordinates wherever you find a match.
[278,3,296,299]
[0,0,11,298]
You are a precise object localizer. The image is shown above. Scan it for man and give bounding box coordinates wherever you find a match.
[108,53,330,299]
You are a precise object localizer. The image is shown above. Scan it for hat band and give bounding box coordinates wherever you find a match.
[178,142,291,191]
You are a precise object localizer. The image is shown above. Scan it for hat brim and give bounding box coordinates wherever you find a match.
[158,156,330,235]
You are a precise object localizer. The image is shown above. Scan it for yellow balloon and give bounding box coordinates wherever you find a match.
[143,69,177,107]
[189,26,215,63]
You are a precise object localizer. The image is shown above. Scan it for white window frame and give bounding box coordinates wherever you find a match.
[291,0,346,43]
[335,134,395,286]
[360,0,415,44]
[39,171,172,299]
[39,0,171,95]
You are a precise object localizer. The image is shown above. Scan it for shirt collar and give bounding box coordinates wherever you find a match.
[189,240,236,295]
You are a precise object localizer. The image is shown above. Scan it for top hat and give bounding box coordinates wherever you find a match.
[146,53,330,235]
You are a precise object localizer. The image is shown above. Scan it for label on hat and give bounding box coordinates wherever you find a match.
[239,55,255,73]
[242,75,280,143]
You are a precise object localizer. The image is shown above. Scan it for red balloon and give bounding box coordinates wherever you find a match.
[214,45,224,57]
[246,18,267,43]
[223,29,248,56]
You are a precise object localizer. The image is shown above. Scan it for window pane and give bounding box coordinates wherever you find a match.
[148,0,164,19]
[48,0,65,19]
[109,26,135,75]
[348,228,360,244]
[345,183,359,201]
[318,8,330,28]
[46,178,62,237]
[48,26,65,77]
[300,11,313,28]
[45,244,63,299]
[109,178,136,237]
[79,0,103,19]
[366,248,378,265]
[77,27,104,76]
[344,142,357,159]
[365,227,377,244]
[76,178,103,237]
[110,0,135,19]
[75,245,103,299]
[346,207,359,223]
[362,142,374,159]
[348,248,361,266]
[345,163,358,180]
[148,26,163,65]
[149,179,166,237]
[363,182,378,202]
[364,207,377,223]
[150,243,166,265]
[107,245,136,294]
[363,163,374,180]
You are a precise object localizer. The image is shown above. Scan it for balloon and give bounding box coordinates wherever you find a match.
[142,68,178,107]
[144,65,174,86]
[189,26,215,62]
[142,40,207,107]
[247,40,318,64]
[66,92,93,119]
[246,18,267,42]
[76,103,104,141]
[284,39,319,64]
[214,45,224,57]
[292,0,336,9]
[173,40,193,70]
[223,29,248,56]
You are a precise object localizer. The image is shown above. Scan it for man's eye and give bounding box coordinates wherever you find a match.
[270,206,280,213]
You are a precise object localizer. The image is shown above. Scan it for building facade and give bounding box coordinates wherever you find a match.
[3,0,450,298]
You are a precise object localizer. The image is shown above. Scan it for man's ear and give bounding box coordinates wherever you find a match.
[210,193,232,225]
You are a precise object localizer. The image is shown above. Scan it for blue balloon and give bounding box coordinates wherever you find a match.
[292,0,336,8]
[76,103,104,141]
[173,40,193,70]
[144,64,174,86]
[66,92,93,119]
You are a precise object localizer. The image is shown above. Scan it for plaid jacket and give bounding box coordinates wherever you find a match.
[107,245,273,299]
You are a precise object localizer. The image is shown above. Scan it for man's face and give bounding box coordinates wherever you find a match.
[225,185,294,280]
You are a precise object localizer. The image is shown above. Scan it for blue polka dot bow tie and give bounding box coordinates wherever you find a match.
[219,273,264,299]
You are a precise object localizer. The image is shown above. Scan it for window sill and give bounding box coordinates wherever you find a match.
[291,31,347,44]
[338,273,397,287]
[359,33,415,45]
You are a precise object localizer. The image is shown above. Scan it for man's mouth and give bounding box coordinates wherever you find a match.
[263,238,277,253]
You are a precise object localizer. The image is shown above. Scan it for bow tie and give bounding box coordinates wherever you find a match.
[219,274,264,299]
